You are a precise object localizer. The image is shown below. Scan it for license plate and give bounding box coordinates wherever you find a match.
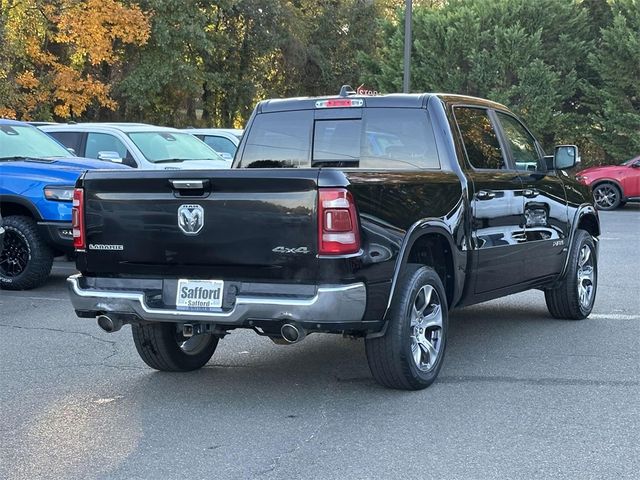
[176,279,224,311]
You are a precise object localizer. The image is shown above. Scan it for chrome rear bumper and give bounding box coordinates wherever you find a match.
[67,274,367,325]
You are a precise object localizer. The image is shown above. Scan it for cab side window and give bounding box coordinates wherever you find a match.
[86,133,135,167]
[48,131,83,156]
[454,107,506,170]
[496,112,544,172]
[202,136,237,157]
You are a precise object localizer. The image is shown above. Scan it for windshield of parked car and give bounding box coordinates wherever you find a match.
[622,156,640,166]
[127,131,226,163]
[0,124,73,159]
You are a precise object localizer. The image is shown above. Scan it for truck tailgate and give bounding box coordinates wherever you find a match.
[79,169,320,281]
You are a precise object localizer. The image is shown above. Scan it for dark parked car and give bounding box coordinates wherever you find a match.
[67,88,600,390]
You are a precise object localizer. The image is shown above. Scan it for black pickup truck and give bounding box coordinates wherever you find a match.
[67,88,600,390]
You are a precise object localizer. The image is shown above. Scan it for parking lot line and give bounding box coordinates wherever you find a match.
[590,313,640,320]
[0,295,68,302]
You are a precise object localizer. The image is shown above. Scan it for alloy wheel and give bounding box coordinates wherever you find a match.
[0,228,30,277]
[593,184,619,209]
[577,244,595,310]
[409,284,444,372]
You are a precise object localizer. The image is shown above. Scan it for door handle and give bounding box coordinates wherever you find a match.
[476,190,496,200]
[523,188,539,198]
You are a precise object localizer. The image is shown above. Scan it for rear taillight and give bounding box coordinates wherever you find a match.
[72,188,85,250]
[318,188,360,255]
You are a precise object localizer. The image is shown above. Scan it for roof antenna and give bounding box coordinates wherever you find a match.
[339,85,356,97]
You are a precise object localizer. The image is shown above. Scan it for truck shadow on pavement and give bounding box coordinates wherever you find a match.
[38,265,614,394]
[123,295,591,400]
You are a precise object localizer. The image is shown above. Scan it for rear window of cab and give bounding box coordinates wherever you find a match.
[239,108,440,169]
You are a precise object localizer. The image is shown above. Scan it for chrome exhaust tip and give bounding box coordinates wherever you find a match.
[97,315,123,333]
[281,323,306,344]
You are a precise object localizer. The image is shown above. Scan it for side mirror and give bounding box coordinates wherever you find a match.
[97,151,123,163]
[554,145,580,170]
[67,147,76,155]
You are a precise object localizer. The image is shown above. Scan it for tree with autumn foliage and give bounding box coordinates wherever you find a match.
[0,0,150,120]
[0,0,637,165]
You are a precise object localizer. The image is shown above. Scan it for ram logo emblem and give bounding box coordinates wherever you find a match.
[178,204,204,235]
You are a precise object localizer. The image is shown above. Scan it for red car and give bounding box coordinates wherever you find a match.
[576,156,640,210]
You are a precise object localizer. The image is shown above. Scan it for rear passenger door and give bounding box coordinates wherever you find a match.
[494,112,569,280]
[454,107,527,294]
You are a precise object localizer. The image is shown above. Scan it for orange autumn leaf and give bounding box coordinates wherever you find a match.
[0,107,17,119]
[16,71,40,89]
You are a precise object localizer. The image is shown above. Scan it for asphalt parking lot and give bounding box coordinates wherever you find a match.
[1,206,639,480]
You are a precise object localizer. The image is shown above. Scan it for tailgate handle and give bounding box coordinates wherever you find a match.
[170,180,206,190]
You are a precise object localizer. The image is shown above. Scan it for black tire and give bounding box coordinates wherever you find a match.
[365,264,448,390]
[592,182,621,210]
[545,230,597,320]
[132,323,218,372]
[0,215,54,290]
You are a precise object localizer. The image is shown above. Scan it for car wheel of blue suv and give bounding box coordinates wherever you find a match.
[0,216,54,290]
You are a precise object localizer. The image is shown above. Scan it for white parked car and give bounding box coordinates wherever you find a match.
[39,123,231,170]
[181,128,243,161]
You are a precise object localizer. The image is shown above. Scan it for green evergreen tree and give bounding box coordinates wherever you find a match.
[587,0,640,162]
[363,0,593,155]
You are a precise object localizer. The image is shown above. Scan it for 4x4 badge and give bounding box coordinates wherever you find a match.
[272,246,310,254]
[178,204,204,235]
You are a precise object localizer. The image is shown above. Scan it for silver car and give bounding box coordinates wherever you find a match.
[181,128,243,161]
[40,123,231,170]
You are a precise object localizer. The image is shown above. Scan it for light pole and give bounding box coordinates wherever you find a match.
[403,0,412,93]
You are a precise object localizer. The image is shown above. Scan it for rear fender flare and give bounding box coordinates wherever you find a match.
[556,204,600,283]
[380,218,459,320]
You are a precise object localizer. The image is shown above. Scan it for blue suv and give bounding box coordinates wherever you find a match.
[0,119,128,289]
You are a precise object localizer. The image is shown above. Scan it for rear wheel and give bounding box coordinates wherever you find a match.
[132,323,218,371]
[545,229,597,320]
[0,215,54,290]
[593,183,621,210]
[365,265,448,390]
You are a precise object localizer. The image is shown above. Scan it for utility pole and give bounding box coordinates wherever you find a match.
[403,0,412,93]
